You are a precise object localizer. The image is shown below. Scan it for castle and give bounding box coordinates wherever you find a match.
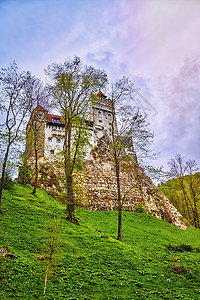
[25,92,118,160]
[24,93,186,229]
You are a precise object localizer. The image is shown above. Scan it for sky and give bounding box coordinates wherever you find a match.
[0,0,200,173]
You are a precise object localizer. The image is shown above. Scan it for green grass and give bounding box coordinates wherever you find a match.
[1,184,200,299]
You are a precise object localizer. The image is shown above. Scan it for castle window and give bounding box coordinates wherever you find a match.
[48,137,52,142]
[52,117,61,123]
[56,138,61,143]
[102,127,104,130]
[108,113,111,119]
[50,150,54,155]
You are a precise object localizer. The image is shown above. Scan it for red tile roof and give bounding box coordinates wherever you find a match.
[34,105,48,111]
[98,91,106,96]
[46,113,64,124]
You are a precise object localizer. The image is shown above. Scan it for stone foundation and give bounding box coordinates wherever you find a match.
[28,137,186,230]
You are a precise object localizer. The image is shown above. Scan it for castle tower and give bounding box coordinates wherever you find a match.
[90,91,118,145]
[25,105,47,159]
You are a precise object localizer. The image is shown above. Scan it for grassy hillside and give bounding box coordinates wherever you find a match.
[1,184,200,299]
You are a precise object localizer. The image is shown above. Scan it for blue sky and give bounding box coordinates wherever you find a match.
[1,0,200,171]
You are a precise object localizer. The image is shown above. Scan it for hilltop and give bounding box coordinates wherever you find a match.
[0,184,200,299]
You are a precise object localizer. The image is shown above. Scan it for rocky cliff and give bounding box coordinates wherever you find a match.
[28,136,186,230]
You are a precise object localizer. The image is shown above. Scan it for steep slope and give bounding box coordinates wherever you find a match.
[34,136,186,229]
[0,184,200,299]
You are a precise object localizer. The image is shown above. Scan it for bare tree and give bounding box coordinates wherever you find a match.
[45,56,107,224]
[186,160,199,228]
[43,216,62,296]
[109,77,155,241]
[168,154,191,220]
[0,62,32,213]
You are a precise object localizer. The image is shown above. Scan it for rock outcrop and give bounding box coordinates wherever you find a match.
[31,135,186,230]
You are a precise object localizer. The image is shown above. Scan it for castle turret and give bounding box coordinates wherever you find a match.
[90,91,118,145]
[25,105,47,159]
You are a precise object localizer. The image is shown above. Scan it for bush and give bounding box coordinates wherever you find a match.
[18,155,32,184]
[134,202,145,213]
[1,172,14,189]
[167,243,193,252]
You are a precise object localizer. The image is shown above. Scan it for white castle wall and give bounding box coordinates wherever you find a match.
[44,123,65,157]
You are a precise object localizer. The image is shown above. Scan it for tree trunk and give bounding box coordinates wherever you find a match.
[114,149,122,241]
[179,179,191,220]
[0,145,10,214]
[189,179,199,228]
[66,174,79,225]
[111,102,123,241]
[32,139,38,196]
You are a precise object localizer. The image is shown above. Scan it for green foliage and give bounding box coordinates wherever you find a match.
[1,184,200,299]
[0,172,14,189]
[18,154,32,184]
[46,56,108,222]
[158,173,200,227]
[134,202,145,213]
[167,243,193,252]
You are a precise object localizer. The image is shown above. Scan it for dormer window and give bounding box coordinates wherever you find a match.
[48,137,52,142]
[56,138,61,143]
[52,117,61,123]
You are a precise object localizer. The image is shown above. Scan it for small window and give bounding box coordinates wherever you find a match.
[38,113,42,120]
[99,120,102,123]
[56,138,61,143]
[48,137,52,142]
[102,127,104,130]
[52,117,61,123]
[50,150,54,155]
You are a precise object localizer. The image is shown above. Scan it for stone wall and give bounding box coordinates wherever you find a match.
[32,135,186,230]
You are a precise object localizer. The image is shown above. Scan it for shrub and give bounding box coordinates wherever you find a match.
[1,172,14,189]
[18,155,32,184]
[134,202,145,213]
[167,243,193,252]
